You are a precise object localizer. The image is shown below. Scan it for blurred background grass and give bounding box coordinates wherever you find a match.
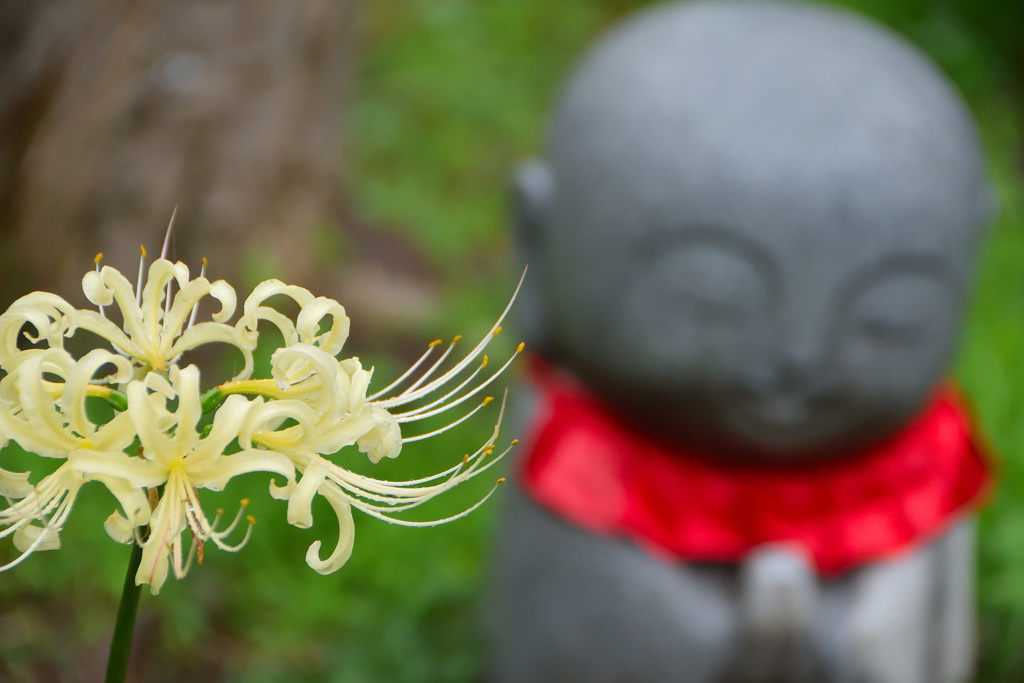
[0,0,1022,681]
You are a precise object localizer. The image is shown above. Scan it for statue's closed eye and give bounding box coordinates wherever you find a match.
[644,238,775,323]
[838,267,953,355]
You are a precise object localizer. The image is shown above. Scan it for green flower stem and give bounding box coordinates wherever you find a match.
[105,541,144,683]
[200,386,226,414]
[202,379,297,413]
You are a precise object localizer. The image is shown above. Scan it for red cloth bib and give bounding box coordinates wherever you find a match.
[521,362,992,576]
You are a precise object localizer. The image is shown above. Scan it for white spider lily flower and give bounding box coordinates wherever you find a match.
[0,245,523,589]
[0,294,79,362]
[0,462,148,573]
[232,276,525,575]
[0,348,135,457]
[0,348,150,570]
[80,258,241,373]
[0,257,353,386]
[233,280,350,380]
[0,257,243,377]
[246,398,513,575]
[0,464,83,570]
[70,364,294,594]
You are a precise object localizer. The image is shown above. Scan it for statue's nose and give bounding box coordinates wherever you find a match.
[748,307,837,399]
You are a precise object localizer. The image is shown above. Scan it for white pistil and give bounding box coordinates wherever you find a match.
[161,207,178,328]
[186,257,207,331]
[161,207,177,260]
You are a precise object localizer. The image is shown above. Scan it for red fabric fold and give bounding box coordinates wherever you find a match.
[521,362,992,576]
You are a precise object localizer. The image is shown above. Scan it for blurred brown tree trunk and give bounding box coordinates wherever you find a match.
[0,0,357,304]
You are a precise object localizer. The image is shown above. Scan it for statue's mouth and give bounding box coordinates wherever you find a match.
[723,392,845,452]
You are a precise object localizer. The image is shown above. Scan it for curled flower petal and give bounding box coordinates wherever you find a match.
[104,511,135,544]
[13,524,61,553]
[356,408,403,463]
[0,293,79,363]
[0,467,33,499]
[304,481,355,575]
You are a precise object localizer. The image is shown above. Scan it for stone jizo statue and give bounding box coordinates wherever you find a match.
[488,2,993,682]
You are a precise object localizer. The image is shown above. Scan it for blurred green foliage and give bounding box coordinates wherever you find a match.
[1,0,1022,681]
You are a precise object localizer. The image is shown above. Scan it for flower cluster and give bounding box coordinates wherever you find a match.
[0,252,520,593]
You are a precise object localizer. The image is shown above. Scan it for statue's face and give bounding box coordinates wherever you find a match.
[528,1,988,462]
[542,173,971,461]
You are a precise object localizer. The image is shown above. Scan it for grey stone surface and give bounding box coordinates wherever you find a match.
[489,2,990,681]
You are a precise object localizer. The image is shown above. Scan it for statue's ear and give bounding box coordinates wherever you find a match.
[509,159,554,352]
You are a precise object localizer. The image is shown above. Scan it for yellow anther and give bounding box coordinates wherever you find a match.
[496,477,506,485]
[217,508,224,515]
[516,342,525,353]
[511,439,519,445]
[246,515,257,525]
[240,498,250,507]
[94,253,103,265]
[482,396,494,406]
[429,339,442,348]
[452,334,462,343]
[482,355,489,369]
[493,325,502,337]
[484,445,495,455]
[462,454,470,465]
[139,245,147,258]
[202,256,208,268]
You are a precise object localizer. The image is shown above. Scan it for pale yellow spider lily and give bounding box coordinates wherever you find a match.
[71,365,294,594]
[0,248,522,593]
[0,348,148,572]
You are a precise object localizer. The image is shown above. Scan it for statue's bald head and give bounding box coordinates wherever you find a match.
[516,1,991,460]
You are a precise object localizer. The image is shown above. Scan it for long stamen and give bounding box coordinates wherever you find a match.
[392,344,523,423]
[137,245,147,308]
[366,339,443,401]
[94,253,106,318]
[0,522,55,571]
[330,391,512,509]
[397,270,528,403]
[400,396,494,442]
[390,360,486,419]
[374,269,526,409]
[346,475,508,528]
[211,499,250,541]
[379,337,460,403]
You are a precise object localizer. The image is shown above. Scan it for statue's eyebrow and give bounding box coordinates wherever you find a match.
[633,225,773,263]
